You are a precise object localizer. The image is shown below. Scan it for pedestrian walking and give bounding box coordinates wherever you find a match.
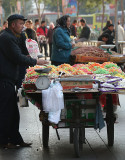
[47,22,54,59]
[24,20,37,41]
[36,20,48,57]
[34,19,40,31]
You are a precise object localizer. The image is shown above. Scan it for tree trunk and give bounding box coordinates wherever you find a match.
[34,0,41,23]
[101,0,105,32]
[57,0,60,19]
[121,0,124,27]
[115,0,118,50]
[77,0,79,18]
[22,0,25,16]
[41,2,45,21]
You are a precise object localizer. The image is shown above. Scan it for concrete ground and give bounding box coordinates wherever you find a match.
[0,95,125,160]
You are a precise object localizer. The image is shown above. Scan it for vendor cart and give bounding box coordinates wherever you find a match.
[24,77,116,158]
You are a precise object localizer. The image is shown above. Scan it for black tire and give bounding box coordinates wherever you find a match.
[73,128,80,157]
[42,123,49,148]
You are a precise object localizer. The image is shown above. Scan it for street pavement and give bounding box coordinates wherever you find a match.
[0,95,125,160]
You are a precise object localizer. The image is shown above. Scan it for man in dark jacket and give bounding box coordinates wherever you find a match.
[0,14,48,149]
[98,24,115,43]
[76,18,90,42]
[98,33,117,52]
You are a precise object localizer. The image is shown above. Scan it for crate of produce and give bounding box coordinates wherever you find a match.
[56,76,93,90]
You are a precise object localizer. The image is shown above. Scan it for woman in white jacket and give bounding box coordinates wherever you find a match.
[118,21,125,41]
[118,21,125,53]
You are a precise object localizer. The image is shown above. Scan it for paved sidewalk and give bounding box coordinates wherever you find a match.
[0,95,125,160]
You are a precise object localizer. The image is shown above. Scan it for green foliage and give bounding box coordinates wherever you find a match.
[2,0,31,20]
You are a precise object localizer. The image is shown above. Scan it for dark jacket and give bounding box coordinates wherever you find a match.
[51,27,72,63]
[47,28,53,44]
[98,29,115,43]
[70,24,77,37]
[24,28,37,42]
[79,25,90,39]
[17,32,29,55]
[103,26,108,31]
[0,28,37,84]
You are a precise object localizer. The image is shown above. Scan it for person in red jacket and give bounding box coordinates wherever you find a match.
[37,20,48,57]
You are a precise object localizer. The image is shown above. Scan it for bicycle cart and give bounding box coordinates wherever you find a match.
[24,77,116,158]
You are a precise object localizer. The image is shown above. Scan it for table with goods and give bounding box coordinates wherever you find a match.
[22,57,125,157]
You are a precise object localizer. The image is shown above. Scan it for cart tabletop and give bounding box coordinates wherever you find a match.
[24,89,125,95]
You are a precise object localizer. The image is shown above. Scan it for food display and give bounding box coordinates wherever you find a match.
[71,46,110,63]
[71,46,109,57]
[23,62,125,92]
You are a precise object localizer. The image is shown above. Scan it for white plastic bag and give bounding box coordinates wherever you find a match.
[48,110,61,124]
[42,82,64,112]
[26,39,40,59]
[17,88,29,107]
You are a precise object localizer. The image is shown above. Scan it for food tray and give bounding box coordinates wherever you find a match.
[110,55,125,63]
[75,55,109,63]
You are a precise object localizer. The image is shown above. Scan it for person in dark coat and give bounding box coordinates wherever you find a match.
[0,21,8,34]
[76,18,90,42]
[70,20,77,37]
[0,14,48,149]
[16,32,29,89]
[47,22,54,58]
[51,15,74,66]
[98,24,115,44]
[24,20,37,41]
[98,33,117,52]
[103,20,112,31]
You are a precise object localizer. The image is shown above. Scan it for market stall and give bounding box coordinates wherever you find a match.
[70,42,125,66]
[22,62,125,157]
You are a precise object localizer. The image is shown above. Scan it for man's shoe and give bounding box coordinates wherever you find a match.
[0,143,19,149]
[19,142,32,147]
[7,143,19,149]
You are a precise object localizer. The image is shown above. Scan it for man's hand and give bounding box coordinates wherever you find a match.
[37,58,49,65]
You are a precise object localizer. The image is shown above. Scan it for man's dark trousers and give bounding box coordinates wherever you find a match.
[0,81,24,145]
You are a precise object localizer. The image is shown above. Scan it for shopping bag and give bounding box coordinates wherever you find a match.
[42,82,64,112]
[26,39,40,59]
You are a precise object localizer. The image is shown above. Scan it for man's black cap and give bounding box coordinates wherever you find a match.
[7,14,27,22]
[108,24,114,27]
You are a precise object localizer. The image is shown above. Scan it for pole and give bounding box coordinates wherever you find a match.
[121,0,124,27]
[115,0,118,50]
[101,0,105,32]
[57,0,60,19]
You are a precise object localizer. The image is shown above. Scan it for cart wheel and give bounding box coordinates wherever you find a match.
[73,128,83,157]
[42,123,49,148]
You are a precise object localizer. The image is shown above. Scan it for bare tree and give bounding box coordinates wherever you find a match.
[34,0,42,22]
